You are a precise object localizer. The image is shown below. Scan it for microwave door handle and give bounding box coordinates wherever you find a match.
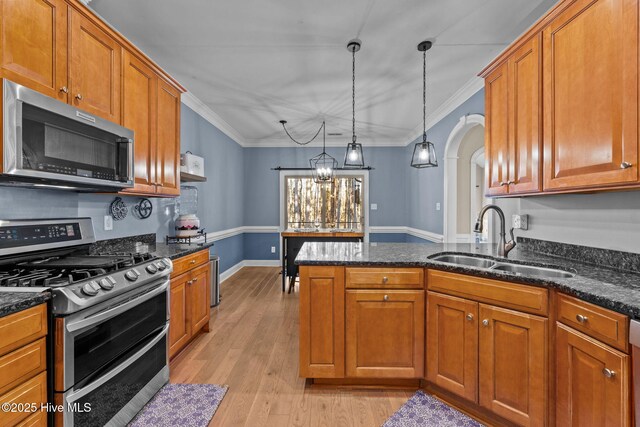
[116,137,134,182]
[66,280,169,333]
[65,323,169,404]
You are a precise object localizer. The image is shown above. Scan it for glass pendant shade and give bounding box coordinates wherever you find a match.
[309,152,338,183]
[411,139,437,168]
[343,142,364,168]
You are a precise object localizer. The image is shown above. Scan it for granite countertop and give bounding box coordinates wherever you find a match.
[0,291,50,318]
[295,241,640,319]
[151,241,215,260]
[89,234,215,261]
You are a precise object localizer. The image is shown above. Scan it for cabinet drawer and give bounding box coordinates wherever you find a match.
[15,410,47,427]
[0,371,47,426]
[0,305,47,357]
[557,293,628,352]
[172,250,209,277]
[0,338,46,396]
[346,268,424,289]
[427,270,548,316]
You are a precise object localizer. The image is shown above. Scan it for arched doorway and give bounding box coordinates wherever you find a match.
[443,114,486,243]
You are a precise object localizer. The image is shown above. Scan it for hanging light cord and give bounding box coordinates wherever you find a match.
[281,120,325,146]
[352,45,356,143]
[422,48,427,143]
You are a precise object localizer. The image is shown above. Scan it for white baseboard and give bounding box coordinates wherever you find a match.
[219,259,280,283]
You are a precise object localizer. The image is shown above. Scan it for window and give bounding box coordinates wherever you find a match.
[285,175,363,231]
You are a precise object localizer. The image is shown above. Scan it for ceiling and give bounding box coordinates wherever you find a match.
[91,0,557,147]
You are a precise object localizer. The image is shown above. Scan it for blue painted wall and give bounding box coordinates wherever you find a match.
[244,233,280,260]
[209,234,244,273]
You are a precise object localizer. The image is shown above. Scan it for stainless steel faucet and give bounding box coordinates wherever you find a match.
[474,204,516,258]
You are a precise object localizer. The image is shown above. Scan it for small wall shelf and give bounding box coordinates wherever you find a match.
[180,172,207,182]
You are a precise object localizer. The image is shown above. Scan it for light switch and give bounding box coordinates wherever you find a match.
[436,203,441,211]
[104,215,113,231]
[271,246,276,253]
[371,203,378,211]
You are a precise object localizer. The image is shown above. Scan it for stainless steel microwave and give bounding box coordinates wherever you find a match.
[2,79,134,190]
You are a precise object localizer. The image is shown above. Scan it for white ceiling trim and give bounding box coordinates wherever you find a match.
[181,91,248,146]
[401,76,485,147]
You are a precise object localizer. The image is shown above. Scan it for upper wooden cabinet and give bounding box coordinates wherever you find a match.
[481,0,640,196]
[0,0,68,101]
[0,0,185,197]
[69,9,121,123]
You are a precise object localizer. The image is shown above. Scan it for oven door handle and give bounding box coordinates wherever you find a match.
[65,323,169,403]
[66,281,169,333]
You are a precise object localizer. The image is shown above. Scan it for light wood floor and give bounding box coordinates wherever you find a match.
[170,267,416,427]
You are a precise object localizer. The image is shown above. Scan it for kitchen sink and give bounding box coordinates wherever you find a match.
[490,263,575,278]
[430,254,497,269]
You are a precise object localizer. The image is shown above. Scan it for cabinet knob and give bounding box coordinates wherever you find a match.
[382,276,388,283]
[190,260,197,264]
[621,162,632,169]
[466,313,474,321]
[482,319,489,326]
[499,181,508,186]
[602,368,616,378]
[575,314,588,323]
[507,180,516,185]
[59,86,69,94]
[383,294,389,301]
[75,94,83,100]
[187,280,193,285]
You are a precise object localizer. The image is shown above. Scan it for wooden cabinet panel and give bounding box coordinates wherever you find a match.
[508,35,541,194]
[346,290,424,378]
[426,292,478,402]
[485,62,509,196]
[122,50,157,195]
[0,0,68,100]
[542,0,638,190]
[189,263,211,334]
[0,338,46,396]
[169,275,190,359]
[0,304,47,357]
[172,250,209,276]
[69,9,121,123]
[0,371,47,427]
[156,79,181,196]
[299,266,345,378]
[345,267,424,289]
[479,304,547,427]
[556,323,630,426]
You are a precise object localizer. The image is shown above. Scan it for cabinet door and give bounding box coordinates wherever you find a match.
[485,62,510,196]
[556,323,630,426]
[346,290,424,378]
[121,51,157,195]
[69,10,121,123]
[508,34,541,194]
[299,266,345,378]
[189,263,210,334]
[543,0,638,190]
[155,79,181,196]
[479,304,547,426]
[0,0,67,101]
[426,292,478,402]
[169,274,190,358]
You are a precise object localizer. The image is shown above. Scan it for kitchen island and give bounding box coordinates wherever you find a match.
[295,240,638,426]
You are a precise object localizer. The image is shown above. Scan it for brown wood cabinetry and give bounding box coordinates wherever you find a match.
[0,0,68,100]
[484,62,510,197]
[345,290,424,378]
[169,250,211,359]
[155,79,181,196]
[556,322,630,426]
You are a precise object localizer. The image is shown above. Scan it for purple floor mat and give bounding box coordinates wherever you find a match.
[383,391,484,427]
[128,383,228,427]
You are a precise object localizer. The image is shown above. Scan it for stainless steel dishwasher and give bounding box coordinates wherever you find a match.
[631,319,640,426]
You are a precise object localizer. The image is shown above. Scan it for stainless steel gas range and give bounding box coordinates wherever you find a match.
[0,218,172,426]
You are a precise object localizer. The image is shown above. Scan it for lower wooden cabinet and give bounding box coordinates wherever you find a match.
[169,252,211,359]
[555,322,630,426]
[345,290,424,378]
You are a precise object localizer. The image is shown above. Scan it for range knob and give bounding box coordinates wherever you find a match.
[146,264,158,274]
[99,278,114,290]
[155,262,166,271]
[82,282,99,296]
[125,270,138,281]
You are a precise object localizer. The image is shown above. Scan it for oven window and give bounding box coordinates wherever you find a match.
[73,290,167,387]
[73,335,166,427]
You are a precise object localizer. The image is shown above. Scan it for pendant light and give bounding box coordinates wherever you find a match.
[343,39,365,168]
[309,121,338,183]
[411,40,438,168]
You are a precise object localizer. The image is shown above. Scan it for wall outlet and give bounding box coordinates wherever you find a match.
[436,202,441,211]
[370,203,378,211]
[271,246,276,254]
[512,214,529,230]
[104,215,113,231]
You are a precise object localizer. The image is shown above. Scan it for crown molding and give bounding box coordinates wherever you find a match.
[181,91,247,146]
[402,76,484,147]
[242,138,407,148]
